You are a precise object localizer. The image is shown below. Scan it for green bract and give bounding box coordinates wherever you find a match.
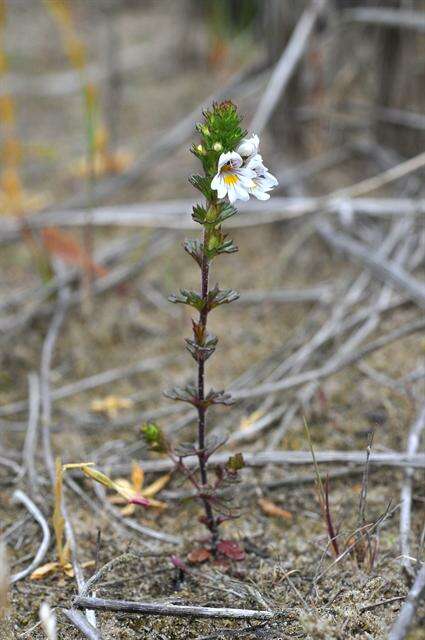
[191,100,247,183]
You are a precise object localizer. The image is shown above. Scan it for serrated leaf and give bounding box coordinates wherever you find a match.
[226,453,245,472]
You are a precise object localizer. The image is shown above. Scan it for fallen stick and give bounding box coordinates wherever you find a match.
[236,286,332,305]
[251,0,327,133]
[62,609,103,640]
[388,562,425,640]
[400,403,425,576]
[0,354,172,416]
[22,373,40,494]
[10,490,51,583]
[73,596,275,620]
[317,222,425,308]
[108,450,425,475]
[2,197,422,238]
[345,7,425,32]
[231,317,425,400]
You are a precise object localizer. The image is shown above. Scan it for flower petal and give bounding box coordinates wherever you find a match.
[217,151,243,171]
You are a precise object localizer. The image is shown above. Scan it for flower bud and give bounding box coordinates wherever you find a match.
[213,142,222,152]
[236,134,259,158]
[196,144,206,155]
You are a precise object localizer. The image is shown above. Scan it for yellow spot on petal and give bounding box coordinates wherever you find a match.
[223,173,238,186]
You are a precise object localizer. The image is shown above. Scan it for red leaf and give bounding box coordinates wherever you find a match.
[216,540,245,561]
[41,227,107,278]
[187,547,211,564]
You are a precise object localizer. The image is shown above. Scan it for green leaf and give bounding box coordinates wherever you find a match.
[226,453,245,472]
[169,289,204,311]
[141,422,167,452]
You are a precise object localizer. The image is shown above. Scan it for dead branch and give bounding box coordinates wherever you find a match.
[10,490,50,583]
[2,197,422,240]
[22,373,40,494]
[317,221,425,308]
[400,403,425,576]
[73,596,275,620]
[109,450,425,476]
[62,609,103,640]
[345,7,425,32]
[388,562,425,640]
[0,355,173,417]
[231,316,425,400]
[251,0,327,133]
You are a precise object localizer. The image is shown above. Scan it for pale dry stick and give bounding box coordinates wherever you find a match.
[231,316,425,400]
[388,562,425,640]
[62,608,103,640]
[345,7,425,31]
[162,467,365,502]
[330,151,425,202]
[40,280,70,484]
[1,197,423,239]
[0,456,21,475]
[236,286,332,305]
[111,451,425,475]
[251,0,327,133]
[317,221,425,308]
[10,489,50,583]
[73,596,275,621]
[400,403,425,577]
[0,231,174,337]
[0,232,146,315]
[22,373,40,494]
[275,147,351,190]
[0,354,172,417]
[257,216,408,386]
[39,274,94,625]
[80,553,136,598]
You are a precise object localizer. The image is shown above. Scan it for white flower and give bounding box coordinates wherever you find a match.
[211,151,256,204]
[246,154,278,201]
[236,134,259,159]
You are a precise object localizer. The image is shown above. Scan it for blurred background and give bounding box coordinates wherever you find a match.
[1,0,424,214]
[1,2,425,635]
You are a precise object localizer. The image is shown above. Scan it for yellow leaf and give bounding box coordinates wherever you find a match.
[131,462,144,493]
[142,474,171,498]
[258,498,292,521]
[30,562,60,580]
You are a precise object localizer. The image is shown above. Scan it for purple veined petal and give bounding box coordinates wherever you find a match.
[217,151,243,171]
[246,153,265,172]
[236,167,257,182]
